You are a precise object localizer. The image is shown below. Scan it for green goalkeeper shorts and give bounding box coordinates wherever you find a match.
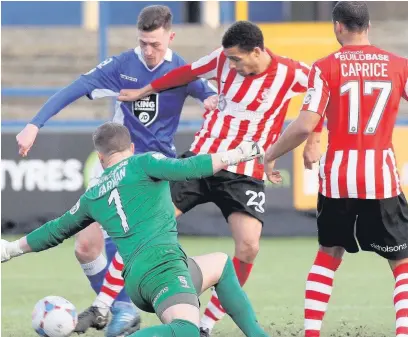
[124,244,203,317]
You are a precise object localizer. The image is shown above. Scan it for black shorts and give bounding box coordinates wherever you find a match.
[171,151,265,224]
[317,192,408,260]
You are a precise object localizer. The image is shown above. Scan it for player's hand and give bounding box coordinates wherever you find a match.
[203,95,219,111]
[16,123,39,157]
[236,141,265,164]
[264,160,283,184]
[1,240,12,263]
[303,142,321,170]
[1,239,24,263]
[117,85,154,102]
[118,89,144,101]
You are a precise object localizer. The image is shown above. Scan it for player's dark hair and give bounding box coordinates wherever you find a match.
[332,1,370,32]
[137,5,173,32]
[222,21,264,52]
[93,122,132,156]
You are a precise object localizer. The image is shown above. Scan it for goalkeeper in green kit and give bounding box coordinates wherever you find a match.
[2,122,272,337]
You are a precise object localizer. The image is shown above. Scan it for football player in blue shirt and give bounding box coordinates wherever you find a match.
[16,5,216,337]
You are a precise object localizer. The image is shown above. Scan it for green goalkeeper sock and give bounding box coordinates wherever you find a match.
[215,257,269,337]
[129,319,199,337]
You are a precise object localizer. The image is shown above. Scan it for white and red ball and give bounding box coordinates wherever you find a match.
[32,296,78,337]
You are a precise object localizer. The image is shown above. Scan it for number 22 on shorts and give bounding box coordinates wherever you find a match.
[245,190,265,213]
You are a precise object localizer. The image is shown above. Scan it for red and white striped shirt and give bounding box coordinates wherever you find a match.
[302,45,408,199]
[152,47,310,180]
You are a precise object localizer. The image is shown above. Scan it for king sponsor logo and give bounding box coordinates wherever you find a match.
[132,94,159,126]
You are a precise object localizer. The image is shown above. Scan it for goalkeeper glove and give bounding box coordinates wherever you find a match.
[1,239,24,263]
[222,141,264,166]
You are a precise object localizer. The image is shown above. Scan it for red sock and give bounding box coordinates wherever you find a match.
[232,256,254,285]
[200,257,253,331]
[304,251,342,337]
[393,263,408,337]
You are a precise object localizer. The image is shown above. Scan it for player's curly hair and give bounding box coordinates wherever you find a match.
[332,1,370,32]
[222,21,264,52]
[137,5,172,32]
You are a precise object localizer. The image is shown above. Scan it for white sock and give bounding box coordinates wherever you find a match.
[80,254,107,276]
[92,299,110,316]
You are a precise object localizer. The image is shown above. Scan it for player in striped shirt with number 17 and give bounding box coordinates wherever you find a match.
[118,21,323,337]
[264,2,408,337]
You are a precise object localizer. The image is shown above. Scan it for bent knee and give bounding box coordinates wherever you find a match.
[74,223,104,262]
[234,240,260,263]
[75,238,97,256]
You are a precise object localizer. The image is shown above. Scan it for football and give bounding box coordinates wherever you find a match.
[32,296,78,337]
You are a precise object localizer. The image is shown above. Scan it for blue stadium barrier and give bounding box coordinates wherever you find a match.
[1,119,204,132]
[2,2,109,102]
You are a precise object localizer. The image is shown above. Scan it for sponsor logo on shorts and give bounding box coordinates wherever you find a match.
[245,190,266,213]
[152,286,168,306]
[370,243,407,253]
[178,276,190,289]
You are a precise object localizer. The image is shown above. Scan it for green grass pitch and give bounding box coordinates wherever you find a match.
[1,236,395,336]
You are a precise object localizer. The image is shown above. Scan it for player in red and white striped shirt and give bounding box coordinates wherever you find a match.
[118,21,321,337]
[265,2,408,336]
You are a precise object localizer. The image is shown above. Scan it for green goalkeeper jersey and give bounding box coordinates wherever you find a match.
[26,152,213,275]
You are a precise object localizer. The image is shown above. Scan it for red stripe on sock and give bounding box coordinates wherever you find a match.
[305,290,330,303]
[303,252,341,337]
[100,285,119,299]
[314,251,342,271]
[394,264,408,337]
[305,309,325,321]
[307,273,334,286]
[210,295,225,313]
[397,327,408,335]
[394,291,408,305]
[396,308,408,318]
[203,308,219,322]
[394,263,408,279]
[232,256,253,286]
[396,278,408,288]
[105,271,125,286]
[305,330,320,337]
[111,256,124,270]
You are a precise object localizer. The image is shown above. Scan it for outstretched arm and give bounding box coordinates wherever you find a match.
[265,110,322,163]
[29,80,90,129]
[16,56,122,157]
[16,80,89,157]
[118,48,222,102]
[140,142,264,181]
[289,59,325,169]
